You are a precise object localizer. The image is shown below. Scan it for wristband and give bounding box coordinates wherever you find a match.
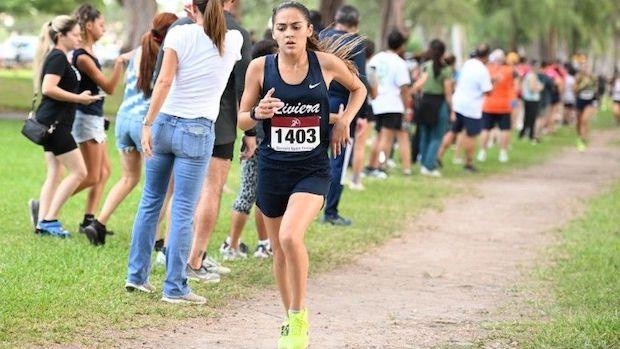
[244,127,257,137]
[250,106,258,121]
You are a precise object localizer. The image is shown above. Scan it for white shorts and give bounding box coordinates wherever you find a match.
[72,110,106,143]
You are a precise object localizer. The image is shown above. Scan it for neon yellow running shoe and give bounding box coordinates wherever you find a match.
[277,317,290,349]
[287,309,309,349]
[576,139,587,152]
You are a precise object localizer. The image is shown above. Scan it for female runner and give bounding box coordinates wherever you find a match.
[237,2,366,348]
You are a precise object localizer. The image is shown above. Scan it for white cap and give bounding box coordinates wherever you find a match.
[489,49,505,64]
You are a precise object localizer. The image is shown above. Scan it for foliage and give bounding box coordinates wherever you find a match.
[0,0,104,15]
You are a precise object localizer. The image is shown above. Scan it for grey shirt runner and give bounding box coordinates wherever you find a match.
[153,12,252,146]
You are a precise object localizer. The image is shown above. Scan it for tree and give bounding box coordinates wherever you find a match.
[378,0,406,49]
[318,0,344,28]
[0,0,104,15]
[118,0,157,52]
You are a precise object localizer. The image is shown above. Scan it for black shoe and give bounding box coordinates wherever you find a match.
[28,199,39,230]
[463,164,478,173]
[154,239,165,252]
[436,159,443,169]
[84,219,109,246]
[321,214,352,226]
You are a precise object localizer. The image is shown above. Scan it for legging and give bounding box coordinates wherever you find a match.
[520,100,540,140]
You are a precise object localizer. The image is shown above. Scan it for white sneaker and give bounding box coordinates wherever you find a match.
[420,166,441,177]
[253,243,273,259]
[369,169,388,180]
[222,247,248,261]
[161,291,206,305]
[452,157,464,165]
[348,181,365,191]
[125,281,156,293]
[202,255,231,275]
[499,150,509,163]
[155,251,166,266]
[476,149,487,162]
[386,159,397,168]
[186,265,221,284]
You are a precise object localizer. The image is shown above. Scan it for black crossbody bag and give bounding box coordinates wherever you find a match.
[21,93,58,145]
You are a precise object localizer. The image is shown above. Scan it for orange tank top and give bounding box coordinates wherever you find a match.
[483,64,516,114]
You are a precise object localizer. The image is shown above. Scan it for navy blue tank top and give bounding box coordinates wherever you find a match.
[259,51,330,163]
[72,48,104,116]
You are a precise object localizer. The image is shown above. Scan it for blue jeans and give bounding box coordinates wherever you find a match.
[419,103,449,171]
[324,145,346,218]
[126,113,214,298]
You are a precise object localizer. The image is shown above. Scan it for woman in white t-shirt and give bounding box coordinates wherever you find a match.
[125,0,242,305]
[367,31,412,176]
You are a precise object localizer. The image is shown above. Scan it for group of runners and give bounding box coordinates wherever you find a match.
[26,1,620,348]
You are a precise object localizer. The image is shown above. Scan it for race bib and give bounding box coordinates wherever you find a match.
[271,116,320,152]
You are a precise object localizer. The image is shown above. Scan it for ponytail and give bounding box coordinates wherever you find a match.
[32,15,78,93]
[33,22,54,92]
[137,32,159,96]
[137,12,178,96]
[318,34,363,76]
[194,0,226,56]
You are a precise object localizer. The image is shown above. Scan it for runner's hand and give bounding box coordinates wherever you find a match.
[240,135,257,160]
[331,104,350,157]
[141,126,153,158]
[450,111,456,123]
[255,88,284,119]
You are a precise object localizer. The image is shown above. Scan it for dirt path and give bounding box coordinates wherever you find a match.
[116,129,620,349]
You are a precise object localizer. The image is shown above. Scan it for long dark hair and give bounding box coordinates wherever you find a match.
[428,39,446,79]
[193,0,226,56]
[272,1,362,75]
[74,3,101,40]
[137,12,178,96]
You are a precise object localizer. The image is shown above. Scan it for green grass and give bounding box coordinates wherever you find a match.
[0,105,614,347]
[0,69,124,115]
[493,181,620,349]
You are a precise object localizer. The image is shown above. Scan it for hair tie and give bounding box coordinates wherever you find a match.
[151,29,163,44]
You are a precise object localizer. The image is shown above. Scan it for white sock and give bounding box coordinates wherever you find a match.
[258,239,269,245]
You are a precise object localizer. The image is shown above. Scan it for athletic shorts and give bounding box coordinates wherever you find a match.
[43,124,78,155]
[576,98,595,111]
[115,115,142,153]
[256,157,330,218]
[377,113,403,131]
[72,110,106,144]
[451,113,482,137]
[482,112,511,131]
[212,141,235,160]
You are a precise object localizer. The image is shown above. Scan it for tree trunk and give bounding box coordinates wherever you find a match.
[378,0,407,50]
[120,0,158,53]
[319,0,344,29]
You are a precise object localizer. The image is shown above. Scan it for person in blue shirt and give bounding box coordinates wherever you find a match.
[318,4,369,226]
